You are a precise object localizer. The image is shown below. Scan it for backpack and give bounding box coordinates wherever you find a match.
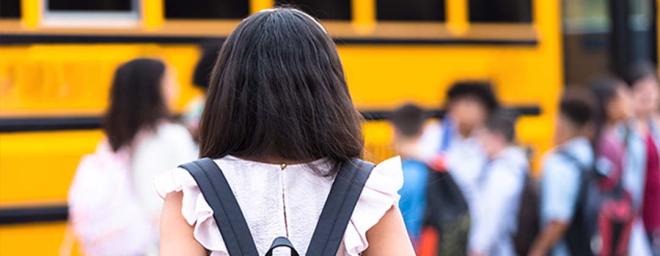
[423,166,470,256]
[422,121,470,256]
[512,174,540,255]
[178,158,375,256]
[68,143,157,255]
[558,151,634,256]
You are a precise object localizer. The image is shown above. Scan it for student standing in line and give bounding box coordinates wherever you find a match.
[529,90,596,256]
[626,63,660,255]
[469,111,528,256]
[157,8,415,256]
[390,103,430,248]
[417,81,499,213]
[416,82,498,255]
[68,58,197,255]
[587,77,635,254]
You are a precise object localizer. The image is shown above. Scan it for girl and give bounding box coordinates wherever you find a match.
[68,58,196,255]
[157,8,414,256]
[627,63,660,255]
[589,76,636,255]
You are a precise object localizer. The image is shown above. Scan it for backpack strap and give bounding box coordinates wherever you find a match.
[179,158,259,256]
[556,150,588,174]
[439,119,453,152]
[265,236,299,256]
[306,159,375,256]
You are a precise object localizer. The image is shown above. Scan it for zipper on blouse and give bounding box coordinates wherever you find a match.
[280,163,290,237]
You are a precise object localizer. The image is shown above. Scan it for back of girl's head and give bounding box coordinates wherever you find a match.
[199,8,363,164]
[104,58,168,151]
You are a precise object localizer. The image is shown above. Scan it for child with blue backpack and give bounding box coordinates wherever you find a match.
[390,103,430,247]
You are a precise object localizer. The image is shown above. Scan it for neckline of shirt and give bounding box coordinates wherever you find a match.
[222,155,331,169]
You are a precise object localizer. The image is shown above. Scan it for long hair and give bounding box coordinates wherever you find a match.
[589,76,625,151]
[199,8,363,174]
[104,58,169,152]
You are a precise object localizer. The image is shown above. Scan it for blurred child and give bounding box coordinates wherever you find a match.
[418,81,499,255]
[68,58,196,256]
[469,111,528,256]
[418,81,499,212]
[584,76,636,256]
[390,103,429,246]
[530,90,595,256]
[626,62,660,255]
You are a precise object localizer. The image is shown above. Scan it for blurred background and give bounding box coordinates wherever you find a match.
[0,0,657,255]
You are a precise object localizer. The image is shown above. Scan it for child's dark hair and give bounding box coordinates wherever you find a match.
[485,110,516,143]
[192,40,221,90]
[559,89,596,128]
[590,75,626,150]
[199,8,363,172]
[390,103,427,138]
[104,58,169,152]
[446,80,500,114]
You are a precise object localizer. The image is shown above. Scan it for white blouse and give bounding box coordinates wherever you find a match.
[155,156,403,256]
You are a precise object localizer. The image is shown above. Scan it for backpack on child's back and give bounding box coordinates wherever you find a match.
[559,150,634,256]
[424,159,470,256]
[178,158,375,256]
[512,173,540,256]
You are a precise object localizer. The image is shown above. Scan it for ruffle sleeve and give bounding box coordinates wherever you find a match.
[155,168,228,254]
[342,156,404,255]
[153,156,403,256]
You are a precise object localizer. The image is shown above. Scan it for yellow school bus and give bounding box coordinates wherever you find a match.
[0,0,656,254]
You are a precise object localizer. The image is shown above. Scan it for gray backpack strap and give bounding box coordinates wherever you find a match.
[306,159,375,256]
[179,158,259,256]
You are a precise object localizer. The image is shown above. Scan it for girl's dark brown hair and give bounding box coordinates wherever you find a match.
[199,8,363,172]
[589,75,626,151]
[104,58,169,151]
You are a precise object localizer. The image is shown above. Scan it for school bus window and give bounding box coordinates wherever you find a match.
[42,0,138,26]
[165,0,249,19]
[376,0,445,21]
[563,0,609,85]
[469,0,532,23]
[0,0,19,18]
[48,0,132,11]
[275,0,351,20]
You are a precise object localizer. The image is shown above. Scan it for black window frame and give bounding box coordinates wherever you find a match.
[275,0,352,20]
[376,0,446,22]
[468,0,533,23]
[0,0,21,19]
[164,0,250,20]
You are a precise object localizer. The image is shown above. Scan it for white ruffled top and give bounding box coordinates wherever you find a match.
[155,156,403,256]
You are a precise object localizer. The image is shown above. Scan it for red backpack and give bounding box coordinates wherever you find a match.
[559,151,634,256]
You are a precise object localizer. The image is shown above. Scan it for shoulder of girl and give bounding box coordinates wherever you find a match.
[368,156,404,190]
